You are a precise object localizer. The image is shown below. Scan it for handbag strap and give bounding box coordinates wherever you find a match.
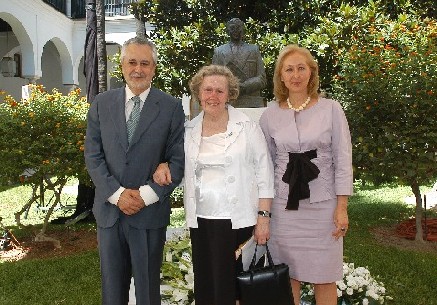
[249,242,275,269]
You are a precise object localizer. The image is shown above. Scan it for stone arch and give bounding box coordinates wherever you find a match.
[49,37,74,85]
[75,55,86,96]
[0,13,35,79]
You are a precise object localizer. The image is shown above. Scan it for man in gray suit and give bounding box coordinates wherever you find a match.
[84,37,185,305]
[212,18,266,108]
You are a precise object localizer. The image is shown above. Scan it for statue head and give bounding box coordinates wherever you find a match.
[226,18,245,42]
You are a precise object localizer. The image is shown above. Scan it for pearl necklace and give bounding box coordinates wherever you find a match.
[287,96,311,112]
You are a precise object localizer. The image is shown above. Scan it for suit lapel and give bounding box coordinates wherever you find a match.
[109,88,129,152]
[239,44,252,68]
[129,88,160,147]
[190,115,203,153]
[224,106,244,150]
[221,43,252,75]
[185,112,203,163]
[222,44,233,65]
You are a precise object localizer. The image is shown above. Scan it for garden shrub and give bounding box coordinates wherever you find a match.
[332,15,437,186]
[0,85,89,185]
[0,85,89,234]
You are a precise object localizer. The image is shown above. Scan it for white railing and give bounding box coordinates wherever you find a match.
[105,0,135,17]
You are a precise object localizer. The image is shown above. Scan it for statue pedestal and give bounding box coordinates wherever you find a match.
[233,96,265,108]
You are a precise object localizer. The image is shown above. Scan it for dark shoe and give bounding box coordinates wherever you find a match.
[50,208,95,225]
[65,210,92,226]
[50,216,72,225]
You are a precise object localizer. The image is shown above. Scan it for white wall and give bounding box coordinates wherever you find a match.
[0,0,138,101]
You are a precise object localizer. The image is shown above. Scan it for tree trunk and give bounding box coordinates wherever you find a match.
[96,0,107,92]
[135,17,146,38]
[411,180,424,242]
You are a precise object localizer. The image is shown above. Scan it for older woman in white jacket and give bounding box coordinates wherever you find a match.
[154,65,274,305]
[184,95,273,231]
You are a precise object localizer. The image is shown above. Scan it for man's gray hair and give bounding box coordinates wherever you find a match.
[121,37,158,64]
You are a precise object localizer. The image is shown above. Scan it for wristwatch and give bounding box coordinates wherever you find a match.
[258,210,271,218]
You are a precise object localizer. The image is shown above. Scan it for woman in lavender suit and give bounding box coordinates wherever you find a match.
[259,44,353,305]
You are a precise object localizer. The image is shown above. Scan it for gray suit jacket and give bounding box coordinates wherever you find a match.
[84,87,185,229]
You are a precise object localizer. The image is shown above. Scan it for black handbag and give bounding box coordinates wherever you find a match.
[237,243,294,305]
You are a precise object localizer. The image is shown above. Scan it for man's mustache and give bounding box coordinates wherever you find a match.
[129,72,145,78]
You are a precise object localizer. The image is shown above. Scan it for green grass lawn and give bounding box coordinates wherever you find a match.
[1,182,436,305]
[345,184,437,305]
[0,178,79,229]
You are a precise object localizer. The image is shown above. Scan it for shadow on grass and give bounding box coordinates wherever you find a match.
[0,183,22,193]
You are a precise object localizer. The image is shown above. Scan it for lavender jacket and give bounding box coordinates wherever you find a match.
[259,98,353,203]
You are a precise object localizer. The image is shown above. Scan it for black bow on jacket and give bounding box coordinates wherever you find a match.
[282,149,320,210]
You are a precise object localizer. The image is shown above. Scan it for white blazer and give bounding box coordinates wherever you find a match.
[183,105,274,229]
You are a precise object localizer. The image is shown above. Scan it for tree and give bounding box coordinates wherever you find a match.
[96,0,107,92]
[122,0,430,99]
[332,14,437,241]
[0,86,89,239]
[129,0,154,38]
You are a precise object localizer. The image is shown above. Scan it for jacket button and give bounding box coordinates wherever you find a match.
[225,156,233,164]
[230,197,238,204]
[227,176,235,183]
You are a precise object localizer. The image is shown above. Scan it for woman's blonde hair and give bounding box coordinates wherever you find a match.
[273,44,319,104]
[189,65,240,105]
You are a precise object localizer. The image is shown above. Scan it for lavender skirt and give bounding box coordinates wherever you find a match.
[268,197,343,283]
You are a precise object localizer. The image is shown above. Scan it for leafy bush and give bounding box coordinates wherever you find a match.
[0,85,89,185]
[330,13,437,240]
[122,0,434,100]
[301,1,398,93]
[0,85,89,234]
[161,230,194,304]
[170,186,184,208]
[332,15,437,186]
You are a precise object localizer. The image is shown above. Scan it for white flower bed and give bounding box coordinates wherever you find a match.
[160,229,194,305]
[301,262,392,305]
[157,230,392,305]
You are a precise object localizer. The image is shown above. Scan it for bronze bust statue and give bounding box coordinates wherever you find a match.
[212,18,266,108]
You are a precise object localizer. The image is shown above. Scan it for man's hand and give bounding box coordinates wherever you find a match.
[117,189,145,215]
[153,162,172,186]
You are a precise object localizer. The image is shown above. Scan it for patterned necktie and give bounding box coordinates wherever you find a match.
[127,96,141,144]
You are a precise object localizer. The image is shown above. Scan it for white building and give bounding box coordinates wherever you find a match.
[0,0,140,101]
